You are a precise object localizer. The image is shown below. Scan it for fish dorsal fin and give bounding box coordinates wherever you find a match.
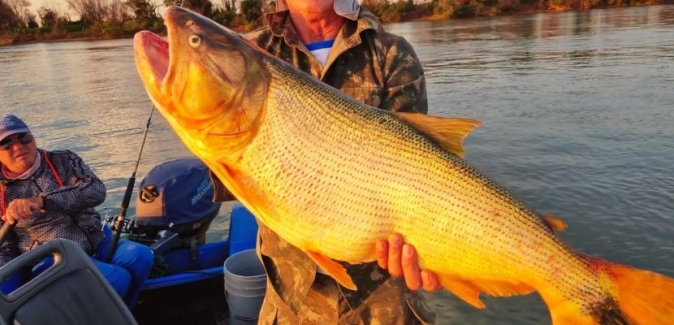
[541,214,568,232]
[393,113,482,158]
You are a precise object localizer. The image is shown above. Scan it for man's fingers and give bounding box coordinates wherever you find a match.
[28,201,40,211]
[7,203,22,220]
[376,239,389,269]
[3,212,17,225]
[421,270,442,292]
[28,197,43,211]
[387,233,404,277]
[6,199,39,220]
[402,244,422,290]
[18,205,31,218]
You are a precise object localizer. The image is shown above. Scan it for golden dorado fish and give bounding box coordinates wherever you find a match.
[133,7,674,324]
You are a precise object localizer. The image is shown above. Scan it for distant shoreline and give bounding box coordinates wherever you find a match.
[1,3,672,48]
[0,33,137,47]
[0,36,107,47]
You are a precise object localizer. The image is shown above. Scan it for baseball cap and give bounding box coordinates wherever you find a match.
[275,0,361,21]
[0,114,31,142]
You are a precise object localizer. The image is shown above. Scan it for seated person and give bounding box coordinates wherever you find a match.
[0,114,153,309]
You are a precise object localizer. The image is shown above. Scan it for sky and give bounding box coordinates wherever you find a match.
[26,0,164,19]
[29,0,72,16]
[25,0,255,17]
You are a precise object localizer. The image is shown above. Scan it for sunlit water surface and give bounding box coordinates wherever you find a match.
[1,5,673,324]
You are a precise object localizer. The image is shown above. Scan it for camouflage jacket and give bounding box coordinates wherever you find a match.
[230,7,434,325]
[245,7,428,114]
[0,150,106,266]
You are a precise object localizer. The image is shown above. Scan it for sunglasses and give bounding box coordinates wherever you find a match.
[0,133,34,150]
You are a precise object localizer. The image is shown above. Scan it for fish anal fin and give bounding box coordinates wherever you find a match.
[437,276,486,309]
[472,279,535,298]
[306,250,357,291]
[393,113,482,158]
[541,214,568,232]
[438,275,535,310]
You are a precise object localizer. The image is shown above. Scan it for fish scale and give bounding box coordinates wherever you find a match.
[241,60,592,291]
[133,7,674,324]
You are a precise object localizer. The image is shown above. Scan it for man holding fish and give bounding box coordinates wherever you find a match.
[241,0,439,323]
[133,0,674,324]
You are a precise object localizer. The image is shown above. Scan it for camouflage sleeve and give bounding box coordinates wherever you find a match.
[41,151,106,214]
[380,35,428,114]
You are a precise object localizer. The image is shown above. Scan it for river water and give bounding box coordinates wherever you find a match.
[1,5,673,324]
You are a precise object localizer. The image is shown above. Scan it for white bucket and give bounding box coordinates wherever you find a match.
[223,249,267,325]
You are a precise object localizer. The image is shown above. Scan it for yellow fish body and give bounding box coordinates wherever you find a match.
[133,7,674,324]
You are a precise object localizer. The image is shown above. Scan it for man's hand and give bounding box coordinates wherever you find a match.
[376,233,442,292]
[2,197,43,224]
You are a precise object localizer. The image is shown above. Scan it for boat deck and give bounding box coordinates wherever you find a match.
[133,201,240,325]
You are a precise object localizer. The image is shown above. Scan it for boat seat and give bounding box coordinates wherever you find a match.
[0,238,137,325]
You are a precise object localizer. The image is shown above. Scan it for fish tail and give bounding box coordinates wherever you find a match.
[603,260,674,325]
[544,257,674,325]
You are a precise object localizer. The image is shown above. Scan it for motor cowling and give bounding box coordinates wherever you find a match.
[134,158,221,239]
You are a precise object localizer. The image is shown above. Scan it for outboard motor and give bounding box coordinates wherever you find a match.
[134,158,221,255]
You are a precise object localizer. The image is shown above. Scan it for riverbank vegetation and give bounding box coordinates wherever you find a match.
[0,0,669,46]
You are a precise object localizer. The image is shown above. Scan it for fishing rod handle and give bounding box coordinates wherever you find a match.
[0,221,16,247]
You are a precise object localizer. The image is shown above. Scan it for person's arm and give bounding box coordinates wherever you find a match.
[40,151,106,213]
[379,36,428,114]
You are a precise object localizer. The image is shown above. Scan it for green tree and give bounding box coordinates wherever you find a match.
[429,0,454,19]
[26,12,38,28]
[166,0,214,16]
[210,6,237,26]
[5,0,31,24]
[240,0,261,23]
[65,0,100,24]
[125,0,158,21]
[38,7,61,29]
[0,0,21,32]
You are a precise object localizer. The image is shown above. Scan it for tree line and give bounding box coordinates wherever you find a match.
[0,0,667,46]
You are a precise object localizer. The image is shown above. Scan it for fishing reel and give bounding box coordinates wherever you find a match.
[101,206,142,236]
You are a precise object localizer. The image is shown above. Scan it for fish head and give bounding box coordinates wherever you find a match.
[133,6,269,160]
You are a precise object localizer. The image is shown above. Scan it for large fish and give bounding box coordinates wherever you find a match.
[133,7,674,324]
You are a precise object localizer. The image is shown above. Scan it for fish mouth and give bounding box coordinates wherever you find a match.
[133,31,169,101]
[133,6,271,159]
[133,10,217,136]
[133,7,246,124]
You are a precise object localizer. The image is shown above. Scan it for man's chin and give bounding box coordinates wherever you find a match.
[14,155,35,169]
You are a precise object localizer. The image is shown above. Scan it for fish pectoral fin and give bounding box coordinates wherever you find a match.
[438,275,535,310]
[437,276,486,309]
[306,250,357,291]
[393,113,482,158]
[541,214,568,232]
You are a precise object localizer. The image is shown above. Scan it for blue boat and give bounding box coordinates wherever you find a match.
[0,158,260,325]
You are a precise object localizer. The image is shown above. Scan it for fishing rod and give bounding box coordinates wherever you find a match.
[0,221,15,247]
[105,0,188,262]
[104,107,154,262]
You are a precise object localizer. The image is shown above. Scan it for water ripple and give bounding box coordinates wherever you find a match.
[2,5,674,324]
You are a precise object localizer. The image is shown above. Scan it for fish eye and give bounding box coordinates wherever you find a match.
[189,35,201,48]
